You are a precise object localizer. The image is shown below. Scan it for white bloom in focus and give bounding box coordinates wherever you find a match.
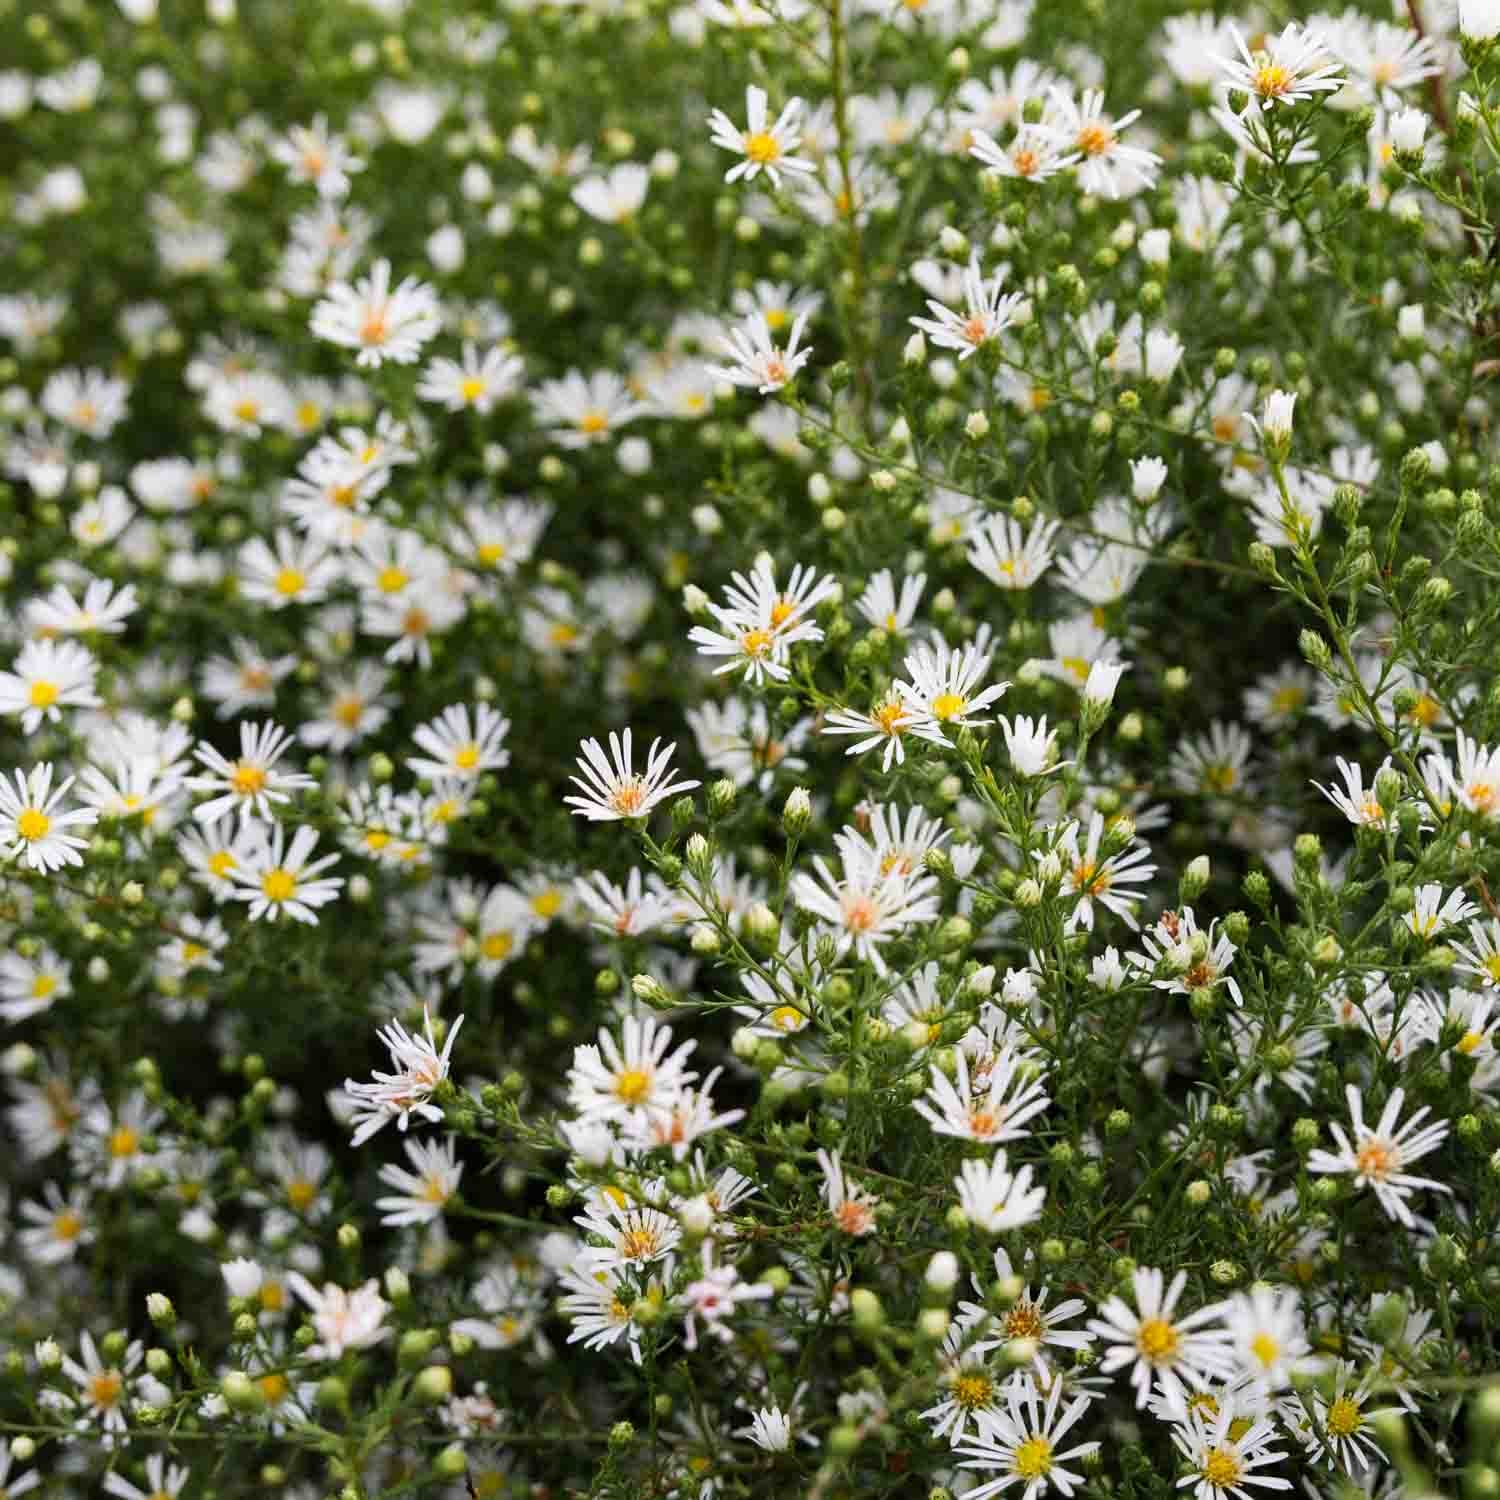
[286,1275,390,1358]
[229,823,343,924]
[0,638,100,734]
[954,1152,1046,1234]
[563,728,700,822]
[310,259,442,367]
[0,763,99,873]
[708,310,813,394]
[342,1007,464,1146]
[708,85,816,187]
[375,1135,463,1226]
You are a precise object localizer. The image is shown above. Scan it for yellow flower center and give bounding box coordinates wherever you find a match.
[615,1068,651,1104]
[359,309,389,347]
[1013,1437,1053,1480]
[1355,1140,1394,1179]
[477,542,507,566]
[618,1226,661,1260]
[771,1005,805,1032]
[453,742,481,770]
[274,567,305,597]
[1202,1448,1243,1489]
[261,868,297,903]
[1252,62,1292,97]
[52,1209,83,1241]
[460,376,487,403]
[108,1126,139,1159]
[89,1371,124,1409]
[578,410,610,435]
[287,1179,317,1211]
[208,849,237,878]
[28,679,60,709]
[481,932,513,962]
[930,692,966,721]
[1326,1396,1362,1437]
[608,779,646,817]
[743,131,781,163]
[1458,1029,1486,1055]
[1250,1331,1280,1368]
[532,888,562,918]
[31,973,58,1000]
[1076,122,1114,156]
[953,1372,994,1410]
[258,1372,290,1405]
[16,807,51,841]
[260,1280,286,1311]
[1136,1317,1179,1362]
[334,696,365,729]
[740,628,773,659]
[230,762,268,796]
[1202,765,1237,793]
[1006,1302,1044,1340]
[377,566,409,594]
[873,700,907,735]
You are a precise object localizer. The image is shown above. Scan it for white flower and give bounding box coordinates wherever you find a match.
[743,1404,795,1451]
[896,639,1010,744]
[678,1239,772,1350]
[1222,1285,1316,1393]
[24,576,138,636]
[103,1455,188,1500]
[1445,729,1500,819]
[563,728,700,822]
[572,1193,682,1271]
[415,343,523,413]
[567,1014,697,1126]
[1313,756,1393,828]
[1042,86,1161,198]
[708,310,813,393]
[1406,883,1478,940]
[531,368,646,447]
[856,568,925,634]
[1084,659,1128,707]
[953,1375,1099,1500]
[270,113,363,197]
[1389,107,1428,155]
[375,1135,463,1226]
[0,763,99,873]
[823,695,920,771]
[286,1275,390,1358]
[1087,1267,1233,1408]
[708,85,816,187]
[230,824,343,924]
[1306,1084,1451,1226]
[61,1330,141,1440]
[408,702,511,782]
[914,1046,1050,1146]
[791,846,939,973]
[1171,1404,1292,1500]
[41,367,129,438]
[0,642,100,747]
[968,515,1061,590]
[310,259,442,367]
[1216,24,1345,109]
[1247,389,1296,448]
[342,1007,464,1146]
[688,558,836,684]
[571,163,650,222]
[910,254,1027,360]
[954,1152,1046,1234]
[187,719,315,825]
[1130,456,1168,502]
[1461,0,1500,41]
[817,1146,880,1236]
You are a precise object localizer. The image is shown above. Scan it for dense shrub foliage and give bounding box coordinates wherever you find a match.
[10,0,1500,1496]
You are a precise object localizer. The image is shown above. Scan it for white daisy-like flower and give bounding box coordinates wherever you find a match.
[0,638,101,733]
[374,1134,463,1226]
[1305,1084,1451,1226]
[1405,882,1479,940]
[822,695,920,771]
[1042,86,1161,198]
[1445,729,1500,820]
[415,342,524,413]
[968,515,1062,590]
[310,258,442,367]
[572,1193,682,1271]
[563,728,699,822]
[1454,917,1500,988]
[1221,1285,1317,1393]
[1087,1267,1233,1408]
[24,576,139,636]
[708,310,813,394]
[1312,756,1395,829]
[953,1374,1099,1500]
[187,719,316,825]
[909,254,1028,360]
[791,847,939,973]
[954,1152,1046,1235]
[407,702,512,782]
[913,1045,1050,1146]
[1171,1403,1292,1500]
[270,113,364,198]
[896,639,1010,745]
[855,568,925,635]
[969,123,1080,184]
[60,1329,142,1441]
[567,1013,697,1125]
[965,1249,1096,1377]
[708,84,816,187]
[0,763,100,873]
[817,1146,880,1236]
[1216,23,1345,111]
[342,1006,464,1146]
[531,368,645,447]
[571,162,650,223]
[229,823,343,924]
[286,1275,391,1358]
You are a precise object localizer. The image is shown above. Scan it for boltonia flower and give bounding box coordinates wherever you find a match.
[1171,1404,1292,1500]
[310,258,442,367]
[1306,1084,1451,1227]
[1216,24,1345,111]
[187,719,315,825]
[568,1014,698,1126]
[564,728,699,821]
[914,1045,1050,1146]
[374,1134,463,1226]
[708,85,816,187]
[896,639,1010,744]
[0,638,100,733]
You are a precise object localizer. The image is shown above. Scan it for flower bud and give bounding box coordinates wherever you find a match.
[782,786,811,836]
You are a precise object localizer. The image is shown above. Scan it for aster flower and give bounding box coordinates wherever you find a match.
[965,1249,1095,1377]
[790,846,939,973]
[1405,882,1478,940]
[913,1045,1050,1146]
[1171,1404,1292,1500]
[229,823,344,924]
[531,369,645,447]
[1055,812,1156,934]
[910,254,1028,360]
[953,1375,1100,1500]
[374,1134,464,1226]
[708,310,812,393]
[564,728,699,822]
[896,639,1010,745]
[0,638,100,733]
[60,1329,142,1441]
[407,702,512,782]
[822,695,920,771]
[817,1147,880,1236]
[1216,23,1345,111]
[954,1153,1047,1235]
[1306,1084,1451,1227]
[310,258,442,367]
[1445,729,1500,819]
[285,1275,391,1358]
[708,84,816,187]
[855,568,925,634]
[968,515,1062,591]
[924,1323,1004,1444]
[678,1238,772,1350]
[567,1014,698,1126]
[1221,1285,1317,1393]
[1087,1267,1233,1408]
[572,1193,682,1271]
[342,1006,464,1146]
[1042,86,1161,198]
[187,719,316,825]
[0,762,100,873]
[415,342,523,413]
